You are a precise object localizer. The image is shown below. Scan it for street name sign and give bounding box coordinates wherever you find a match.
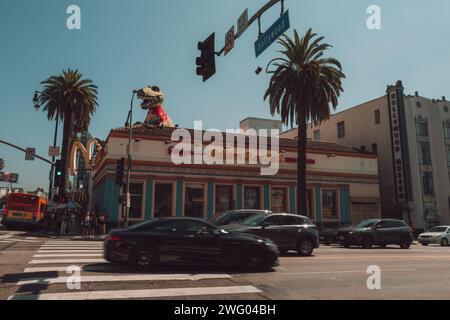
[48,146,60,157]
[255,10,290,58]
[25,148,36,161]
[0,172,19,183]
[237,8,249,37]
[224,25,235,56]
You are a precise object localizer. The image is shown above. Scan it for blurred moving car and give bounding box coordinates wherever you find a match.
[223,213,319,256]
[418,226,450,246]
[104,217,279,271]
[319,228,339,245]
[336,219,414,249]
[208,209,271,226]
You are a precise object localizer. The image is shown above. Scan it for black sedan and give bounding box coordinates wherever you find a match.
[104,217,279,271]
[223,213,320,256]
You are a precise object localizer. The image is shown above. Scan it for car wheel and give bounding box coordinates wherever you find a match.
[361,237,373,249]
[421,243,428,246]
[279,249,288,255]
[241,249,266,271]
[132,247,158,270]
[297,239,314,256]
[379,244,387,249]
[399,237,411,249]
[440,238,449,247]
[343,242,351,248]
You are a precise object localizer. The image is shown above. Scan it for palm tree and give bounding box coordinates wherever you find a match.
[0,158,5,171]
[264,29,345,216]
[39,69,98,196]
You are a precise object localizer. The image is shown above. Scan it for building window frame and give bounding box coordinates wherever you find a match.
[415,116,429,137]
[421,172,435,197]
[313,129,320,141]
[270,186,289,213]
[321,188,340,221]
[120,180,146,221]
[337,121,345,139]
[183,182,207,218]
[418,141,432,166]
[152,181,176,218]
[214,184,236,213]
[242,185,262,210]
[374,109,381,125]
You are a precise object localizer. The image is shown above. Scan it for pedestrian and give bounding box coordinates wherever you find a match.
[82,212,91,239]
[60,210,69,236]
[90,211,98,239]
[98,210,108,235]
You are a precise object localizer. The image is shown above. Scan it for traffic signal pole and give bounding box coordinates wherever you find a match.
[124,91,136,229]
[0,139,53,165]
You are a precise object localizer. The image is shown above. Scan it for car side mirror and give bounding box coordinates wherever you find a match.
[261,222,270,229]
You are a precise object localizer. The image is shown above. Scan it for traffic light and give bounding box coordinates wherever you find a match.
[118,195,126,205]
[54,160,63,188]
[196,33,216,82]
[115,158,125,186]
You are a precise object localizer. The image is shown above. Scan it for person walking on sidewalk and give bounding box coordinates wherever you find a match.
[98,210,108,236]
[82,212,91,239]
[89,211,98,239]
[60,210,69,236]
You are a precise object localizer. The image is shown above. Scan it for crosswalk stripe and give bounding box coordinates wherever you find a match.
[16,273,232,286]
[33,253,103,258]
[23,265,122,273]
[26,237,38,240]
[37,250,103,253]
[45,241,103,244]
[29,258,106,264]
[8,285,262,300]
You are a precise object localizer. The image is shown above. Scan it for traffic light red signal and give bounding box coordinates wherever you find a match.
[196,33,216,82]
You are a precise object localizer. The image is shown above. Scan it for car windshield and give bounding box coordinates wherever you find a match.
[208,211,231,224]
[355,220,378,228]
[428,226,448,233]
[241,213,267,226]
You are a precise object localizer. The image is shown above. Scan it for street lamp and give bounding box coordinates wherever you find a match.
[33,90,60,198]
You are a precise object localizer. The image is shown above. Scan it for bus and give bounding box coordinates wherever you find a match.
[2,193,48,229]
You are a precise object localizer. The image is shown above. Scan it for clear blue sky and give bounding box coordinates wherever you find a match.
[0,0,449,192]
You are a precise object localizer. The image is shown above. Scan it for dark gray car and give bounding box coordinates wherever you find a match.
[336,219,414,249]
[223,213,320,256]
[208,210,271,226]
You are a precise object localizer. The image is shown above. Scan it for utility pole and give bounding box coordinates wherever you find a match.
[124,91,136,229]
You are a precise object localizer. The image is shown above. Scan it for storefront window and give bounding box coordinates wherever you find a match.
[184,184,205,217]
[244,186,260,209]
[271,188,287,213]
[154,183,173,217]
[122,182,144,219]
[322,190,338,219]
[215,185,234,212]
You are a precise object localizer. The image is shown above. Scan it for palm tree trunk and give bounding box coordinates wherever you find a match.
[297,107,308,215]
[60,110,73,196]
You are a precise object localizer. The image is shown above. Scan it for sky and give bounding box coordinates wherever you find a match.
[0,0,449,192]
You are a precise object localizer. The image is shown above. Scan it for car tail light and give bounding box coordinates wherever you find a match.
[108,235,123,241]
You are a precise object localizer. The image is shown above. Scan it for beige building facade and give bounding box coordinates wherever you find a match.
[292,81,450,231]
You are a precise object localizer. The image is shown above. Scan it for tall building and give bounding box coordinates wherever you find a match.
[293,81,450,231]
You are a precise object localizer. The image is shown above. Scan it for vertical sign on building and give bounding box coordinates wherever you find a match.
[387,82,411,203]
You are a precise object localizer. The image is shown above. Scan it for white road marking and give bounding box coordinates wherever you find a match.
[0,235,13,239]
[29,258,106,264]
[26,237,38,240]
[8,285,262,300]
[277,268,417,276]
[37,250,103,253]
[17,273,232,286]
[23,265,121,273]
[33,253,103,258]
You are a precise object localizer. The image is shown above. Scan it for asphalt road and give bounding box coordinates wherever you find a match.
[1,229,450,300]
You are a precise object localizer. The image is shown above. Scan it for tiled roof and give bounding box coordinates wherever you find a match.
[110,124,368,154]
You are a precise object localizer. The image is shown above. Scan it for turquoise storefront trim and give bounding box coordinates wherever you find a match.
[236,183,243,209]
[263,184,270,210]
[145,178,153,220]
[176,179,183,217]
[289,186,296,213]
[339,187,351,225]
[315,186,322,224]
[104,180,115,221]
[207,182,214,218]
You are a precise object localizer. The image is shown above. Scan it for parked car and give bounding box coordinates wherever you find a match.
[336,219,414,249]
[418,226,450,246]
[222,213,320,256]
[104,217,279,271]
[319,228,339,245]
[208,209,271,226]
